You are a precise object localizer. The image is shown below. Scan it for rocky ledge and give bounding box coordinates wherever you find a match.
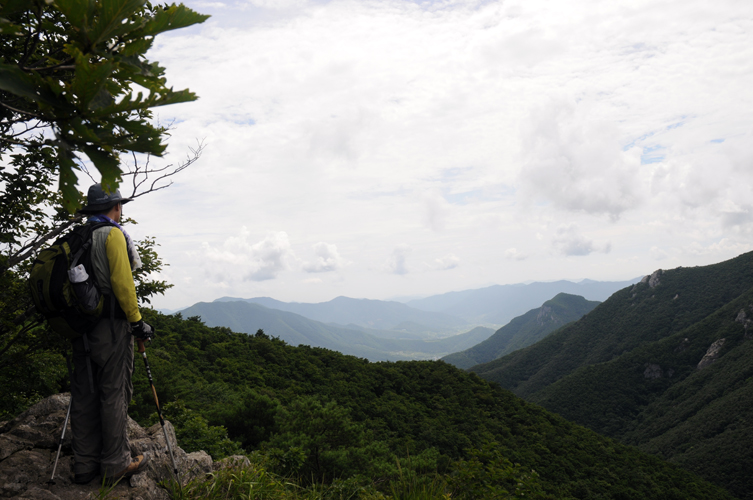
[0,394,246,500]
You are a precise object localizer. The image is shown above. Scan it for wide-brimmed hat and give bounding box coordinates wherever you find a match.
[79,184,132,214]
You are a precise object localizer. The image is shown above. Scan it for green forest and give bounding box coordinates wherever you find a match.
[110,310,734,499]
[472,254,753,499]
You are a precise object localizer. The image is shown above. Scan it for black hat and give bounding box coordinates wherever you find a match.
[79,184,132,214]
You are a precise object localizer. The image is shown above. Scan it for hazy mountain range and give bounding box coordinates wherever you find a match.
[209,278,638,331]
[406,278,639,325]
[180,300,494,361]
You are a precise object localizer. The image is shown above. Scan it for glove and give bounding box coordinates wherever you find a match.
[131,320,155,341]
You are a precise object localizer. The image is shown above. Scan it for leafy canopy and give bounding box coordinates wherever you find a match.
[0,0,209,211]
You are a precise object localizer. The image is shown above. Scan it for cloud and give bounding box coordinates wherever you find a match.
[302,242,347,273]
[434,253,460,270]
[650,246,670,261]
[201,229,294,282]
[388,245,412,275]
[504,248,528,261]
[423,192,451,231]
[520,98,643,219]
[243,0,307,9]
[552,224,611,257]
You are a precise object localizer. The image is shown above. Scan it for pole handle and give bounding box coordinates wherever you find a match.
[137,339,145,353]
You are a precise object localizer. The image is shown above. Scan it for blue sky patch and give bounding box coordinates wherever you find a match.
[641,145,666,164]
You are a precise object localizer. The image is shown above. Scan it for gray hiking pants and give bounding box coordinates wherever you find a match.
[70,317,133,478]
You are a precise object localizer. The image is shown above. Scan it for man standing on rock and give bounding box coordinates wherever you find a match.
[71,184,154,485]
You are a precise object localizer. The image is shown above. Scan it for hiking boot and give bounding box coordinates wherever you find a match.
[105,453,150,485]
[73,470,99,485]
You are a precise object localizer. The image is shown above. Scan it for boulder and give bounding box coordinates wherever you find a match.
[0,395,218,500]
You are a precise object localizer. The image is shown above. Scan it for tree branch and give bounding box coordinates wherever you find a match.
[3,217,81,272]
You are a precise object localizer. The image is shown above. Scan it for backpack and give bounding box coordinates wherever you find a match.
[28,221,113,340]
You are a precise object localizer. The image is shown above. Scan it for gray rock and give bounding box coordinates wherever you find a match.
[0,395,232,500]
[697,338,726,370]
[648,269,662,288]
[643,363,663,379]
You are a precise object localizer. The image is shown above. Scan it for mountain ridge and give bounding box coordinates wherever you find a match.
[180,300,494,361]
[442,293,600,369]
[471,250,753,499]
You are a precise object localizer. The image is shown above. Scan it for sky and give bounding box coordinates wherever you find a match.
[116,0,753,310]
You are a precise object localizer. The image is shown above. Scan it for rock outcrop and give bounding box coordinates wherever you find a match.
[697,338,726,370]
[0,394,227,500]
[735,307,753,339]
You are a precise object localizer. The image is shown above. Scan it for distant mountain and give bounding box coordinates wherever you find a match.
[442,293,600,369]
[180,301,493,361]
[471,252,753,499]
[213,296,467,333]
[407,278,639,325]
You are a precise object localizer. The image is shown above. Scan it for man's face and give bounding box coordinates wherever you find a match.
[113,203,122,223]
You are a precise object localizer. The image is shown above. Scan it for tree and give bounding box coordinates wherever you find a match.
[0,0,208,210]
[0,0,208,418]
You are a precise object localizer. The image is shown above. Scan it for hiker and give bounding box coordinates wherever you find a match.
[70,184,154,485]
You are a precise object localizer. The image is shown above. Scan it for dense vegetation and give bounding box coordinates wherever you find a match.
[122,309,733,499]
[472,253,753,498]
[442,293,599,369]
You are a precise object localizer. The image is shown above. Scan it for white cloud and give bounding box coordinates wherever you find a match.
[302,242,347,273]
[201,229,294,283]
[388,245,412,275]
[434,253,460,270]
[504,248,528,261]
[520,97,643,219]
[552,224,611,257]
[423,191,451,231]
[650,246,670,261]
[131,0,753,309]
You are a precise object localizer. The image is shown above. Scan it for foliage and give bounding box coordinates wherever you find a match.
[0,0,203,419]
[446,443,546,500]
[121,309,733,499]
[0,0,209,210]
[150,400,243,460]
[133,236,173,303]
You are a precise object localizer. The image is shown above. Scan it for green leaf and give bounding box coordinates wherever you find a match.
[134,3,209,38]
[52,0,95,35]
[88,0,146,45]
[57,151,82,214]
[82,144,122,190]
[70,51,114,109]
[0,65,59,107]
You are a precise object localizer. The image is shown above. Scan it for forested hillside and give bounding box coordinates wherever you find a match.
[471,251,753,498]
[121,309,734,499]
[442,294,599,369]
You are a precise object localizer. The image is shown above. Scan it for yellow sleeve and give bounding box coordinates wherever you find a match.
[104,228,142,323]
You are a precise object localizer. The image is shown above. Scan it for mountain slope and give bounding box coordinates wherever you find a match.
[472,252,753,398]
[180,301,493,361]
[407,278,638,324]
[130,309,734,500]
[442,293,600,369]
[213,295,468,332]
[471,251,753,498]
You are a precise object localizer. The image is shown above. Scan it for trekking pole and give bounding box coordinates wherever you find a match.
[48,394,72,484]
[49,355,74,484]
[137,339,179,479]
